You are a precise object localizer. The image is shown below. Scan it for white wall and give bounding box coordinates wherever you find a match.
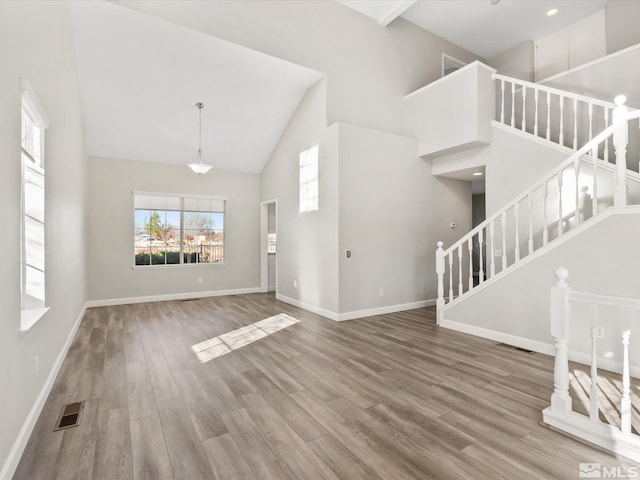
[488,40,535,82]
[0,2,88,477]
[113,0,482,139]
[87,156,260,302]
[404,62,495,157]
[432,125,571,216]
[260,79,340,314]
[338,123,472,314]
[606,1,640,54]
[442,210,640,371]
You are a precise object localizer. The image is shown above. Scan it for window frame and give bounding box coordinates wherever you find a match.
[299,145,319,213]
[132,192,226,269]
[20,80,50,331]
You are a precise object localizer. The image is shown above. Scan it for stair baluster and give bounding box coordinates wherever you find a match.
[557,174,564,237]
[436,98,640,313]
[559,95,564,146]
[528,194,533,255]
[489,221,495,277]
[521,85,527,133]
[543,268,640,462]
[573,97,578,150]
[457,245,463,297]
[574,157,580,226]
[514,203,520,262]
[467,238,473,290]
[621,328,631,434]
[500,212,507,271]
[589,324,599,421]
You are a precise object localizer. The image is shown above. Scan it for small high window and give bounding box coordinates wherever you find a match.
[299,145,319,213]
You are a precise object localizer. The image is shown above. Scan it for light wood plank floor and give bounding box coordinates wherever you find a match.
[13,293,638,479]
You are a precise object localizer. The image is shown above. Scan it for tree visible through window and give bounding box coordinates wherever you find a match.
[133,193,225,266]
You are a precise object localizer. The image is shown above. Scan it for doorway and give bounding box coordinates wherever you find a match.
[260,200,277,294]
[472,178,486,286]
[442,53,467,77]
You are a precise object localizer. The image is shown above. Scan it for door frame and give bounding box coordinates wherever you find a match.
[260,199,277,293]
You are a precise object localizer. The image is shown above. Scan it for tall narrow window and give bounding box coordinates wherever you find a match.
[21,81,49,329]
[299,145,318,213]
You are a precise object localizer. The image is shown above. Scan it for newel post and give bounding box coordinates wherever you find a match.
[550,267,572,415]
[613,95,629,208]
[436,241,445,325]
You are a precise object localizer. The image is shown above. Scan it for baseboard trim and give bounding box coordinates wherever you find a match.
[337,299,436,321]
[86,287,262,307]
[276,294,436,322]
[275,294,340,321]
[0,303,87,480]
[440,317,640,377]
[439,318,555,355]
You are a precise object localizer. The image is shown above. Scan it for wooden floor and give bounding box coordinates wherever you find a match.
[14,293,638,480]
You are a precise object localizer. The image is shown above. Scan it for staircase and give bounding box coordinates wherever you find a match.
[435,74,640,323]
[426,67,640,462]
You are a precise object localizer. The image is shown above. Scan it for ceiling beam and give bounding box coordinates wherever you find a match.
[378,0,417,27]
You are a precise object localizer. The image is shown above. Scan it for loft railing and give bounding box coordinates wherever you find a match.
[435,99,640,321]
[543,267,640,462]
[494,73,618,156]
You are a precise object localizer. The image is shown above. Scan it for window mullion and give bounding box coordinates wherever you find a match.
[180,210,184,264]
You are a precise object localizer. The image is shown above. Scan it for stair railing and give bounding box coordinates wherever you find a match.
[493,73,616,158]
[435,99,640,322]
[543,267,640,462]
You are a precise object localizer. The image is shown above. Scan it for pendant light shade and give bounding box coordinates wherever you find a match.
[188,102,213,174]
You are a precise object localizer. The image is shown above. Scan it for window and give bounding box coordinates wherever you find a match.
[21,81,49,328]
[133,192,225,266]
[267,233,277,254]
[299,145,318,213]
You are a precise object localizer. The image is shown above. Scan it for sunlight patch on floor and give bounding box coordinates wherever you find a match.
[191,313,299,363]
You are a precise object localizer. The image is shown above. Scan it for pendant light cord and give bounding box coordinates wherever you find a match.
[197,102,204,162]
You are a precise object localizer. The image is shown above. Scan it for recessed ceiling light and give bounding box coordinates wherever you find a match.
[472,172,483,176]
[547,8,558,16]
[491,0,500,5]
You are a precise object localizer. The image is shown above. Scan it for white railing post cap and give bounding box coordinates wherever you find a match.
[554,267,569,286]
[614,95,627,106]
[437,241,443,249]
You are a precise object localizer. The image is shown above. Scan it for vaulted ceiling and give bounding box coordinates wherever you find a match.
[339,0,607,58]
[69,1,323,173]
[70,1,609,173]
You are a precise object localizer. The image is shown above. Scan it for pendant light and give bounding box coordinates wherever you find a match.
[188,102,213,174]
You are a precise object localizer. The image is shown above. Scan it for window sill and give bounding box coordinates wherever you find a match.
[132,262,227,270]
[20,307,50,332]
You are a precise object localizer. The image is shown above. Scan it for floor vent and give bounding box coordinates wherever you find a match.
[54,401,85,431]
[496,343,536,355]
[181,298,201,302]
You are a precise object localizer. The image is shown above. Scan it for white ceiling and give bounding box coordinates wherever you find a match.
[68,1,323,173]
[340,0,607,58]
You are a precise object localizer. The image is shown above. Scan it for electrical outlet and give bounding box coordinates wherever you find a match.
[379,289,384,297]
[35,355,39,374]
[294,280,298,288]
[593,326,605,339]
[197,277,203,284]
